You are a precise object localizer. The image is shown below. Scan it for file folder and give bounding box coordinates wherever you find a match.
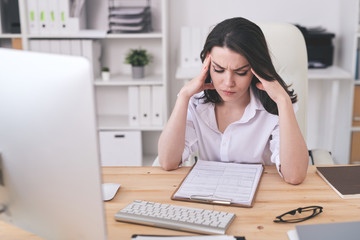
[60,39,71,55]
[39,40,51,52]
[128,86,140,126]
[27,0,39,35]
[58,0,70,33]
[180,27,191,67]
[139,86,151,125]
[151,86,163,126]
[49,40,61,54]
[190,27,202,67]
[38,0,49,35]
[48,0,59,34]
[29,39,41,52]
[70,39,82,56]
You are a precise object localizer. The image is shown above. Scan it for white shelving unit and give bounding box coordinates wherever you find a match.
[0,0,168,167]
[351,1,360,163]
[307,66,353,164]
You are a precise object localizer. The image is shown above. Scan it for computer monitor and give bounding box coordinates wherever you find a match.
[0,49,107,240]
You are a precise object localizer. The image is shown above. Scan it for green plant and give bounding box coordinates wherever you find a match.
[102,67,110,72]
[125,48,152,66]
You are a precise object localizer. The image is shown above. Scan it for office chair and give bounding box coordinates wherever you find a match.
[153,22,333,167]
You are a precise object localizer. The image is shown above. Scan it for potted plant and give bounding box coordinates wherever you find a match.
[125,48,152,79]
[101,67,110,81]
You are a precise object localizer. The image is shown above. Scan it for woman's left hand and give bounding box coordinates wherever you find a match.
[251,68,290,104]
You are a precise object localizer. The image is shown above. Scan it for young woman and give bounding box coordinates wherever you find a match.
[158,17,308,184]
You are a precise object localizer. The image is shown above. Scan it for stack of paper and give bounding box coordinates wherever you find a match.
[108,6,152,33]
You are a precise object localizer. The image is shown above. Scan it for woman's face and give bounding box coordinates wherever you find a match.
[209,46,253,103]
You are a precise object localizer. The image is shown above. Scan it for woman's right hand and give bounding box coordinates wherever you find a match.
[178,54,215,99]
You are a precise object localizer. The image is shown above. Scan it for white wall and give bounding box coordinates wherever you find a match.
[167,0,357,164]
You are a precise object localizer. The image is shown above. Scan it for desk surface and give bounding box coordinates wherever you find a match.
[1,165,360,240]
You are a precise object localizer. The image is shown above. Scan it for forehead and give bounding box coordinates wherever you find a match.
[210,46,249,69]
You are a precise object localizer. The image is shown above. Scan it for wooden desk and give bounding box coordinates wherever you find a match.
[1,166,360,240]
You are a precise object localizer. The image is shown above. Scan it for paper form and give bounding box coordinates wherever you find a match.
[173,160,263,206]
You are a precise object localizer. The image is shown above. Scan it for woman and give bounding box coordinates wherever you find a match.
[158,17,308,184]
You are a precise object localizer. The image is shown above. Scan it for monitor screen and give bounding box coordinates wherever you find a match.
[0,49,107,240]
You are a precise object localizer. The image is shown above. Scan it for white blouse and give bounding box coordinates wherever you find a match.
[182,88,297,175]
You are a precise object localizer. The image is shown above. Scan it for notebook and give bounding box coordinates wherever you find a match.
[171,160,263,207]
[316,165,360,199]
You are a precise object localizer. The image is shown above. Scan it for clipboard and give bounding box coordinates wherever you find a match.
[171,160,264,208]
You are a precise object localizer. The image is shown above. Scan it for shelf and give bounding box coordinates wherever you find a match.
[97,115,163,131]
[308,66,353,81]
[94,74,163,86]
[26,30,107,39]
[106,32,163,39]
[0,34,22,38]
[25,31,163,39]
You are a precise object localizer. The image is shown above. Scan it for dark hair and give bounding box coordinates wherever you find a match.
[200,17,297,115]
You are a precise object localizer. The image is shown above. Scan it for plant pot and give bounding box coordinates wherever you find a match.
[132,66,145,79]
[102,71,110,81]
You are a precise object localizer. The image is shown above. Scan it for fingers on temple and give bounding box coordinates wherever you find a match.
[202,54,211,71]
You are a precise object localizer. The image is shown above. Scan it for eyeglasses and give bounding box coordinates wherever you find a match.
[273,206,323,223]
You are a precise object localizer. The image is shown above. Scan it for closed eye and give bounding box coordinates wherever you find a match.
[236,71,248,76]
[213,67,224,73]
[213,66,248,76]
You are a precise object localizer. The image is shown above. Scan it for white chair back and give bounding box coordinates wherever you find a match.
[258,22,308,138]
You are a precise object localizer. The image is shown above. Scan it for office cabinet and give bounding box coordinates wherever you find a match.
[0,0,168,166]
[99,131,142,166]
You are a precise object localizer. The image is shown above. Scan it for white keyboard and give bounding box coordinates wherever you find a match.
[114,200,236,234]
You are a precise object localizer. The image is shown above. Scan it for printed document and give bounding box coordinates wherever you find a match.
[173,160,263,206]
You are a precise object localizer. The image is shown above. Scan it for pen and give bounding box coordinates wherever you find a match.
[190,195,232,205]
